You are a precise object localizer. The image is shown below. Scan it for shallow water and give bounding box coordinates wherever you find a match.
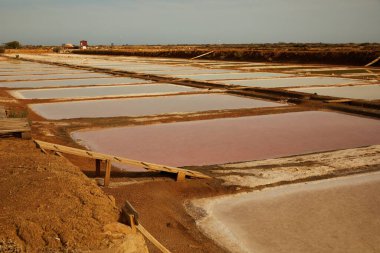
[30,93,284,119]
[0,69,90,75]
[295,69,380,75]
[12,83,200,99]
[175,72,290,80]
[71,111,380,167]
[217,76,365,88]
[289,85,380,100]
[0,77,149,88]
[147,68,232,75]
[0,72,110,81]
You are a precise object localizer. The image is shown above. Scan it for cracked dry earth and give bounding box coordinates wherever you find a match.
[0,138,147,253]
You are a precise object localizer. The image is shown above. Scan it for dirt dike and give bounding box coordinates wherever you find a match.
[0,138,148,253]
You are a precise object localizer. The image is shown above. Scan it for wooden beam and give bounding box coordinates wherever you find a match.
[176,172,186,181]
[137,224,172,253]
[326,99,352,103]
[129,215,136,233]
[365,55,380,67]
[95,159,101,177]
[190,51,214,60]
[104,160,111,187]
[34,140,211,181]
[54,151,64,157]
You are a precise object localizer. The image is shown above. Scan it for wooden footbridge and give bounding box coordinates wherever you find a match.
[34,140,210,186]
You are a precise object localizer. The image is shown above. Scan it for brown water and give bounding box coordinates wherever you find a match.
[31,94,283,119]
[71,111,380,168]
[289,85,380,100]
[12,83,200,99]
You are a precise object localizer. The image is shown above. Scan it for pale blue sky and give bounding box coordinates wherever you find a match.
[1,0,379,45]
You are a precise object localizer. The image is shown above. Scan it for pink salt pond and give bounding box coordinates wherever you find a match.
[72,111,380,170]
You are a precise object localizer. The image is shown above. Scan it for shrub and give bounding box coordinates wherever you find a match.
[0,46,5,53]
[4,41,21,49]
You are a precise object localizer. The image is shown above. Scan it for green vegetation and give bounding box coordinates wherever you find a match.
[3,41,21,49]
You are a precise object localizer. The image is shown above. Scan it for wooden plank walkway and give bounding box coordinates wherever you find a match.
[34,140,211,186]
[0,118,31,139]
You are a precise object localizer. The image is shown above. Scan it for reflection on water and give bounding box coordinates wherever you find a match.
[289,85,380,100]
[217,76,365,88]
[13,83,200,99]
[176,72,290,80]
[30,93,285,119]
[0,77,149,88]
[0,73,109,81]
[71,111,380,167]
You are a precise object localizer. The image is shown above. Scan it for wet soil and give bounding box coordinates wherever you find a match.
[103,179,238,253]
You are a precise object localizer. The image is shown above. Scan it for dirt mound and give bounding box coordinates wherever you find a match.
[0,139,147,253]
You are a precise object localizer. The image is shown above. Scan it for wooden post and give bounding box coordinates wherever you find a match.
[129,215,136,233]
[176,172,186,181]
[54,151,64,157]
[95,159,101,177]
[104,160,111,187]
[21,131,32,140]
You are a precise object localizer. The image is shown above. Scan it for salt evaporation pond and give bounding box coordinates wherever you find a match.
[0,77,149,88]
[289,85,380,100]
[71,111,380,168]
[12,83,200,99]
[141,68,232,75]
[0,72,110,81]
[30,94,283,119]
[296,69,380,75]
[0,69,90,76]
[176,72,290,80]
[192,172,380,253]
[215,76,364,88]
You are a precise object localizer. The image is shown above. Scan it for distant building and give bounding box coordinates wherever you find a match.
[80,40,88,49]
